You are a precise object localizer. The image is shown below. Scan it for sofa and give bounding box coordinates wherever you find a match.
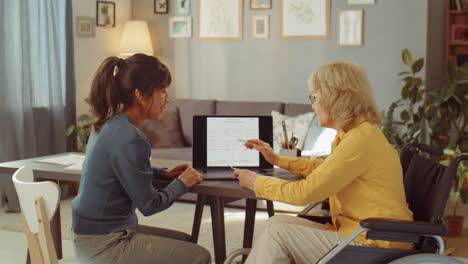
[140,98,316,161]
[140,98,338,213]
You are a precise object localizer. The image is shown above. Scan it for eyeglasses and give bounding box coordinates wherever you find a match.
[308,94,318,106]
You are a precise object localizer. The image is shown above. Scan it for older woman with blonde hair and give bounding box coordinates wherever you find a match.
[235,61,413,264]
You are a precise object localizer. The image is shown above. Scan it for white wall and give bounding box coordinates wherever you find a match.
[133,0,428,111]
[73,0,132,117]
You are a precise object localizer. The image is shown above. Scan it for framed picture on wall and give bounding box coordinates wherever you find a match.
[169,17,192,38]
[76,17,95,38]
[154,0,168,14]
[177,0,190,15]
[348,0,375,4]
[96,1,115,27]
[338,9,364,46]
[250,0,272,10]
[252,15,269,39]
[280,0,330,40]
[198,0,243,41]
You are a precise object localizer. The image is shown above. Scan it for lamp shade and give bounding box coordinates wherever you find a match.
[120,20,153,57]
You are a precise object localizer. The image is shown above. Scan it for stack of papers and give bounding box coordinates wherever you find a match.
[64,160,84,172]
[36,154,85,172]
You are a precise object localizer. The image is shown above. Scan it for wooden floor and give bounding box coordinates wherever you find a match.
[445,229,468,258]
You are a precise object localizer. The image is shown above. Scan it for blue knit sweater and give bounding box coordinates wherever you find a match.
[71,113,188,235]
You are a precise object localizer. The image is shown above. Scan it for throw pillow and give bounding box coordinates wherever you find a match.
[301,115,337,157]
[140,105,185,148]
[271,111,314,153]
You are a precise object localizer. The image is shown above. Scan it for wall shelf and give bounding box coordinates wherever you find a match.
[446,0,468,63]
[449,10,468,15]
[449,41,468,46]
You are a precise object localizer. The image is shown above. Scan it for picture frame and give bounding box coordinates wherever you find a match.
[252,15,269,39]
[348,0,375,4]
[280,0,330,40]
[76,17,95,38]
[452,24,468,42]
[338,9,364,46]
[154,0,169,14]
[169,17,192,38]
[250,0,272,10]
[96,1,115,27]
[177,0,190,15]
[198,0,243,41]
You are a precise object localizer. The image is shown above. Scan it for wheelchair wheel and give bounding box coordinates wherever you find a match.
[388,253,464,264]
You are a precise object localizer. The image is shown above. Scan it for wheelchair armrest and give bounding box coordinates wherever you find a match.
[360,218,446,236]
[297,199,330,216]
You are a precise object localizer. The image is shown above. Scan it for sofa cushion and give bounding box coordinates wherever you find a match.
[177,99,216,146]
[215,101,284,115]
[151,147,193,161]
[140,104,185,148]
[301,116,337,158]
[284,103,313,116]
[271,111,314,152]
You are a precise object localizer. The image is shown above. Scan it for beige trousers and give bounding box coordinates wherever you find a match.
[73,225,211,264]
[245,215,362,264]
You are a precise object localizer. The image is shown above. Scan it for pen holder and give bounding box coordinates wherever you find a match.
[279,148,301,158]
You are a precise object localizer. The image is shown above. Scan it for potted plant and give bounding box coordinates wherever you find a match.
[382,49,468,235]
[65,98,95,152]
[381,49,427,150]
[441,148,468,236]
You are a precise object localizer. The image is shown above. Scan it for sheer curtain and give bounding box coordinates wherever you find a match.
[0,0,76,163]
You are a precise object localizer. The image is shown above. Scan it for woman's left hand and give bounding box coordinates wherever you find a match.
[160,164,189,179]
[233,169,259,191]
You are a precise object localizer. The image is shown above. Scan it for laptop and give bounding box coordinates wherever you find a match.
[192,115,273,180]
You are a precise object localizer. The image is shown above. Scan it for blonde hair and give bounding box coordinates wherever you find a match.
[308,61,381,129]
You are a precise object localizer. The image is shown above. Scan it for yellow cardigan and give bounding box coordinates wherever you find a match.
[254,120,413,249]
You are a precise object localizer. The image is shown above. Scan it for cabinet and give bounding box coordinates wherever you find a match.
[446,0,468,64]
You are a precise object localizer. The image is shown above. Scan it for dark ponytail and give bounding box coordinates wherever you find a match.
[89,54,172,131]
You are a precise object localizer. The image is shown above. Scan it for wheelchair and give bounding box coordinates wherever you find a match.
[224,143,468,264]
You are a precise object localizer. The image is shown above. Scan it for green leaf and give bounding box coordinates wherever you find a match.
[408,123,420,138]
[447,129,460,149]
[403,76,414,83]
[450,189,460,203]
[65,125,76,137]
[400,111,410,122]
[412,58,424,74]
[413,77,423,89]
[461,188,468,204]
[420,119,432,146]
[401,85,410,99]
[458,64,468,74]
[447,60,456,79]
[456,115,465,129]
[78,114,92,123]
[77,129,87,145]
[402,49,414,67]
[398,71,411,76]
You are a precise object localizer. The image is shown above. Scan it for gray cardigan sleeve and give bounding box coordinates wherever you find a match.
[111,137,188,216]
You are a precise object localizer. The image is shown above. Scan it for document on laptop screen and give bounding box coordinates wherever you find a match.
[207,117,259,167]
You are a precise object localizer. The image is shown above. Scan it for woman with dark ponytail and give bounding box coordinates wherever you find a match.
[71,54,210,264]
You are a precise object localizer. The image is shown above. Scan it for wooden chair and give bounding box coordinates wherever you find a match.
[12,166,62,264]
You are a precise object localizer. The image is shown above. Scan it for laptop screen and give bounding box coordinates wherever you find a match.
[207,117,259,167]
[193,115,273,169]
